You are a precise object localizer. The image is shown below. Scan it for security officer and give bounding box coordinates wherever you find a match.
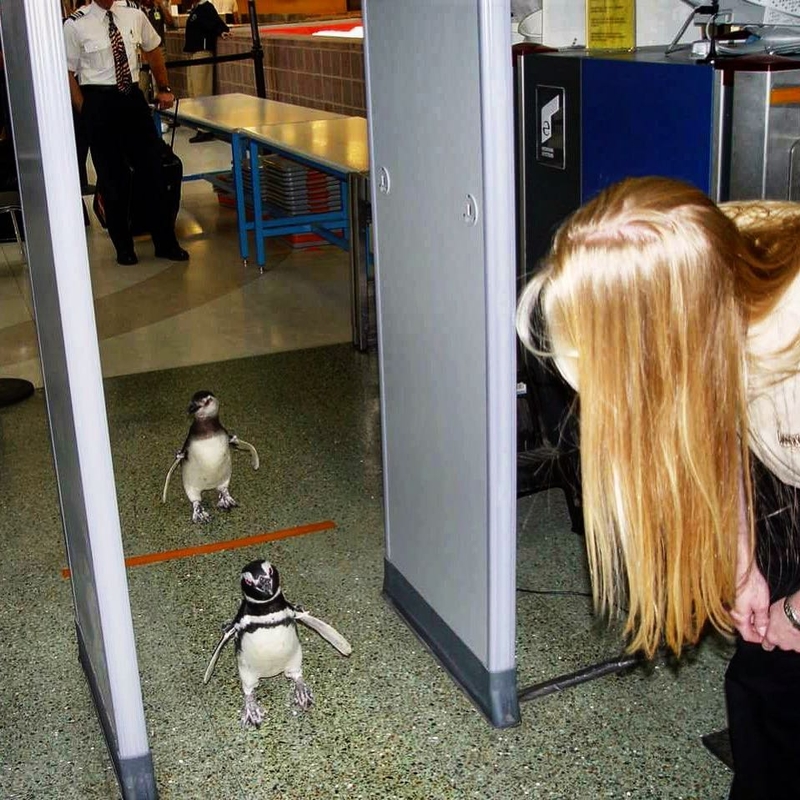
[64,0,189,265]
[183,0,230,98]
[140,0,174,43]
[183,0,230,142]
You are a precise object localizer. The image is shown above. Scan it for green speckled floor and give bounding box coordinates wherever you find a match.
[0,344,733,800]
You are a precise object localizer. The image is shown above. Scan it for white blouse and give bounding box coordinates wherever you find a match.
[747,269,800,488]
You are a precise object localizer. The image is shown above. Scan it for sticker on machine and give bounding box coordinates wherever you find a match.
[536,85,565,170]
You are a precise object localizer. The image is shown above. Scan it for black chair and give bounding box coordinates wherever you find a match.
[0,190,25,260]
[516,311,583,535]
[0,190,34,408]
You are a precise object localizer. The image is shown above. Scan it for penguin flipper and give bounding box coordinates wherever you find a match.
[231,436,260,470]
[203,625,238,684]
[161,454,183,504]
[295,611,352,656]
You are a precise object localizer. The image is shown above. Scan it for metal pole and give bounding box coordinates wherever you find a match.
[347,172,371,351]
[247,0,266,98]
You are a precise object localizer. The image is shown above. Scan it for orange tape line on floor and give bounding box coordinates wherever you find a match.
[61,520,336,579]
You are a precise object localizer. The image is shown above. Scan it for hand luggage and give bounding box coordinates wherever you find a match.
[93,104,182,235]
[129,136,182,236]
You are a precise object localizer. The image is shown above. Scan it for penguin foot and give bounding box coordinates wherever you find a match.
[240,692,265,728]
[191,501,211,524]
[292,678,314,711]
[217,489,238,511]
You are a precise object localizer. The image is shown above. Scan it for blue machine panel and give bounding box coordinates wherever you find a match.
[581,58,715,202]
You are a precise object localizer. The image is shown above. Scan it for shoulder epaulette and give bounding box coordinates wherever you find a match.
[68,8,88,20]
[124,1,140,7]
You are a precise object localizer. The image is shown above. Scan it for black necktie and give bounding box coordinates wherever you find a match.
[107,11,133,93]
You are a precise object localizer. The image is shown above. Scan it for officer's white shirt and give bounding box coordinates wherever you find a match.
[747,269,800,488]
[64,1,161,85]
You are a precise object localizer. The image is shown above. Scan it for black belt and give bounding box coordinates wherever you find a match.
[81,84,140,93]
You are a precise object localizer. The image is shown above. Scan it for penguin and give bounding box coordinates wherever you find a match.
[204,559,352,729]
[162,390,260,523]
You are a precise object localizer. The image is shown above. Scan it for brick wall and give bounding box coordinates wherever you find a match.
[163,28,366,117]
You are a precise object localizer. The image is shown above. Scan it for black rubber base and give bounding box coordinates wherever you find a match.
[0,378,34,407]
[383,559,520,728]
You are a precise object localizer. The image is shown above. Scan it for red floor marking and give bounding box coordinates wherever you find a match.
[61,520,336,579]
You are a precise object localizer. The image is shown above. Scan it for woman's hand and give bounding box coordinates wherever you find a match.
[761,591,800,652]
[730,469,770,643]
[730,559,770,643]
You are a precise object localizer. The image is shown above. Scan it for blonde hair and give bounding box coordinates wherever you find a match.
[516,176,800,657]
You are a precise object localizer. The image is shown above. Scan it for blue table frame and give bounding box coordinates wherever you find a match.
[231,133,353,269]
[233,118,373,349]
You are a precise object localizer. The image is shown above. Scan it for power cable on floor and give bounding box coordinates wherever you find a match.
[515,586,645,701]
[517,653,643,702]
[516,586,592,598]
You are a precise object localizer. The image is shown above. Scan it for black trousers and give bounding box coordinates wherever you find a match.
[726,641,800,799]
[81,85,178,254]
[72,107,90,189]
[726,459,800,800]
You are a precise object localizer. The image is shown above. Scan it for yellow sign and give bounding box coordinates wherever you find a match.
[586,0,635,51]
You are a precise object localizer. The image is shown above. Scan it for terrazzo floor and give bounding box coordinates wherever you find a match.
[0,127,735,800]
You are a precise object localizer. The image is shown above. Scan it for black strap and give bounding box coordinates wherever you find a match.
[169,96,178,149]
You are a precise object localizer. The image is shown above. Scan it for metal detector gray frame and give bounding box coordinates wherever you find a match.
[0,2,157,796]
[364,0,519,727]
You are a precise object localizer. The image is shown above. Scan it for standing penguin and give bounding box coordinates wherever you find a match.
[162,390,260,523]
[204,559,352,728]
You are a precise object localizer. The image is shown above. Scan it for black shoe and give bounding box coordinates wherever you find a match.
[189,131,215,143]
[154,245,189,261]
[116,249,138,265]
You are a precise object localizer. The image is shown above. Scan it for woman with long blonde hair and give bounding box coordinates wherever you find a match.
[517,176,800,799]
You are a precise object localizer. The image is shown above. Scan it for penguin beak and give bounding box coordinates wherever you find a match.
[188,395,216,415]
[243,571,274,596]
[187,396,211,414]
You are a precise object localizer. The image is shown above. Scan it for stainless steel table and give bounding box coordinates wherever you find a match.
[158,94,347,193]
[161,93,345,138]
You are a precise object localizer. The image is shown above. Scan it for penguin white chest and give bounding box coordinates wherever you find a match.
[183,433,231,492]
[238,624,303,680]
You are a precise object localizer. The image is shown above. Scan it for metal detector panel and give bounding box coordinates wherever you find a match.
[365,0,518,726]
[1,3,156,797]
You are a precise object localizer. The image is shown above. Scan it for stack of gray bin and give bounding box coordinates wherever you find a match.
[242,154,341,216]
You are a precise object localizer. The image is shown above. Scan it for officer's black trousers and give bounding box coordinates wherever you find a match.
[726,459,800,800]
[72,107,90,190]
[81,85,178,255]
